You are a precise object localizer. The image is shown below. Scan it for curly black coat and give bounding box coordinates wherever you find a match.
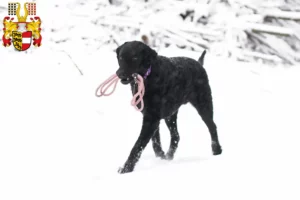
[115,41,222,174]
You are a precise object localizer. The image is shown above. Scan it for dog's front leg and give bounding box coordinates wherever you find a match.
[118,115,160,174]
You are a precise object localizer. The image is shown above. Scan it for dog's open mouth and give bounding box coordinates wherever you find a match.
[120,77,133,85]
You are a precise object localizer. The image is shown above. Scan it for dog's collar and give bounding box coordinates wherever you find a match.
[143,65,151,79]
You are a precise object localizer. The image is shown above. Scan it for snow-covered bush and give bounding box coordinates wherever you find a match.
[102,0,300,65]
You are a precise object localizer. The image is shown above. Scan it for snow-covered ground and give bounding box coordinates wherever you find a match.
[1,1,300,200]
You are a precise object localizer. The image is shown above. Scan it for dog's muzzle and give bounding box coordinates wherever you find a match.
[120,73,140,85]
[120,77,133,85]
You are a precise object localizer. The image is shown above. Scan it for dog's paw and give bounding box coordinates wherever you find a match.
[165,153,174,160]
[212,142,222,155]
[155,151,166,159]
[118,165,134,174]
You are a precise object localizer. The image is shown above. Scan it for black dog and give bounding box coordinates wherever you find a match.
[115,41,222,174]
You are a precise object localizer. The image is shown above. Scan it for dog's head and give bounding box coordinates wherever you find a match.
[115,41,157,84]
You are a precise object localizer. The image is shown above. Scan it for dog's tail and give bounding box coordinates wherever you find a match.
[198,50,206,66]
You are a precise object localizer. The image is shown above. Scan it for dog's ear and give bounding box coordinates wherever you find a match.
[116,46,121,56]
[116,42,128,57]
[142,45,157,66]
[116,45,122,57]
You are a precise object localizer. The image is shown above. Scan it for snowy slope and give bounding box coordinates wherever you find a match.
[1,45,299,200]
[1,1,300,200]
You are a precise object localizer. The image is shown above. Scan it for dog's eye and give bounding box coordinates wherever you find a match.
[132,57,138,60]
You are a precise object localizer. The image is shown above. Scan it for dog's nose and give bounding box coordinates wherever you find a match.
[116,70,126,79]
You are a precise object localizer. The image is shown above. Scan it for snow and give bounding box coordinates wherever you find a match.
[264,9,300,20]
[1,0,300,200]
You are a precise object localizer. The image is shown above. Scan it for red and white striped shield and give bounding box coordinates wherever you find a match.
[12,31,32,51]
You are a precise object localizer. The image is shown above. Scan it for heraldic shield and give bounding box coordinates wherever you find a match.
[12,31,32,51]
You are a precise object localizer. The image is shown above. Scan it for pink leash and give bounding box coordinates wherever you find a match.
[95,74,145,111]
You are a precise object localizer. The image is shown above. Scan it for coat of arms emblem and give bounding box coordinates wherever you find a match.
[2,2,42,51]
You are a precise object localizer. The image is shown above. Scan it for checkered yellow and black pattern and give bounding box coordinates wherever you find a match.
[27,2,36,15]
[8,2,17,16]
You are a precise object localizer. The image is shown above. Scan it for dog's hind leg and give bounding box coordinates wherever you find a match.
[151,128,166,159]
[118,115,160,174]
[190,89,222,155]
[164,111,180,160]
